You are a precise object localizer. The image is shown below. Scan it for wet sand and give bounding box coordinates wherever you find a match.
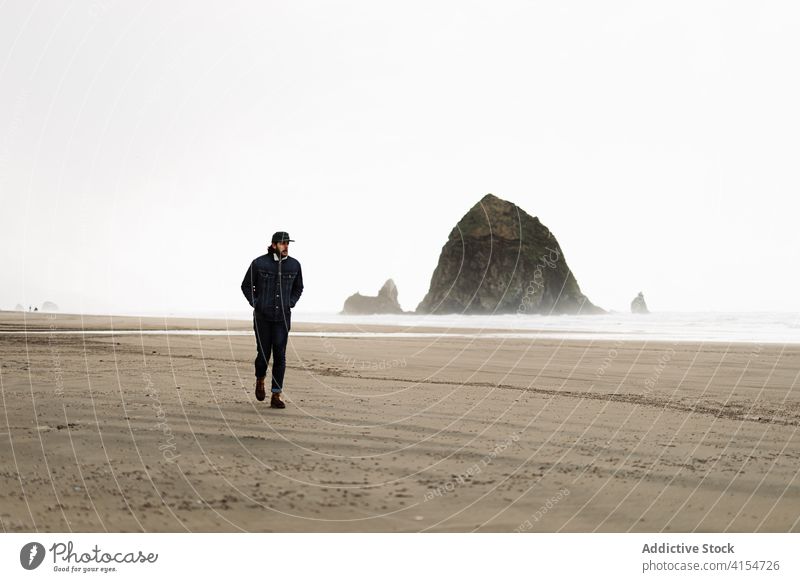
[1,311,799,532]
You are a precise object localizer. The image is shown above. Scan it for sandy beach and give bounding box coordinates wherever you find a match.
[1,311,798,532]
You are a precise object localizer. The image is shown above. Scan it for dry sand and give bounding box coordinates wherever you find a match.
[1,311,799,532]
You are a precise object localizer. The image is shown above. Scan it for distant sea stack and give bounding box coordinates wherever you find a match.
[416,194,604,315]
[631,292,649,314]
[341,279,405,315]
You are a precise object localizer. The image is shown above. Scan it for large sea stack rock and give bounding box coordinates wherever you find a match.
[416,194,604,315]
[341,279,405,315]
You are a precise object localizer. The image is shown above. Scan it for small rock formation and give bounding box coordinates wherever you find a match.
[416,193,604,315]
[631,291,649,314]
[41,301,59,312]
[341,279,405,314]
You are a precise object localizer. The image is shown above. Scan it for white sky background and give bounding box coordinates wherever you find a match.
[1,0,798,316]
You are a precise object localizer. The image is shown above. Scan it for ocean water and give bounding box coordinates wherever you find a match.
[10,310,798,344]
[289,311,798,344]
[135,310,800,344]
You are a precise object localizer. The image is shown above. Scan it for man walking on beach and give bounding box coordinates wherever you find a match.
[240,231,304,408]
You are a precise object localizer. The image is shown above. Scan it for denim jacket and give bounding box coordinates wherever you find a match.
[241,250,303,320]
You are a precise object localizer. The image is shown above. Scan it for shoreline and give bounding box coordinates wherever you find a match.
[1,310,798,346]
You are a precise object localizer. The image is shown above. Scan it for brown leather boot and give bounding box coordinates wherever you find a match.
[255,377,266,401]
[270,392,286,409]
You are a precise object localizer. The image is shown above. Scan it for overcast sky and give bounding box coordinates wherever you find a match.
[1,1,798,316]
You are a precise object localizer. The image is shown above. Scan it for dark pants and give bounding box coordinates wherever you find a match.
[252,313,291,393]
